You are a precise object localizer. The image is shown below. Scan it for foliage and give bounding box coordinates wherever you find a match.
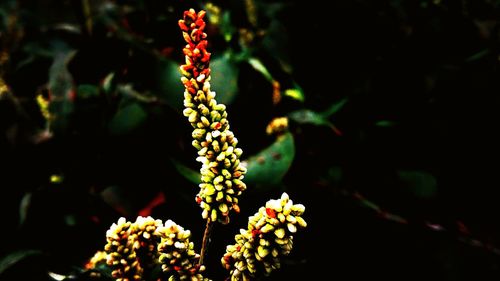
[2,0,500,280]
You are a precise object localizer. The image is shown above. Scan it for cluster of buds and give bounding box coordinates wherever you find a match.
[156,220,208,281]
[128,216,163,270]
[178,9,247,224]
[221,193,307,280]
[104,218,143,281]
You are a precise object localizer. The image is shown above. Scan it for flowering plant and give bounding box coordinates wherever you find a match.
[87,9,306,281]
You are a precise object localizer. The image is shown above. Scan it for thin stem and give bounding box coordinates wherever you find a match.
[198,220,214,266]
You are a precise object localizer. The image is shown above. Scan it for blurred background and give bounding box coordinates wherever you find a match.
[2,0,500,280]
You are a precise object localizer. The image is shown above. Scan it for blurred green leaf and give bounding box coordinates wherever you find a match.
[465,49,490,63]
[108,102,147,135]
[0,250,42,275]
[100,186,133,216]
[359,197,381,211]
[398,170,437,199]
[48,49,76,132]
[248,57,273,82]
[101,73,116,95]
[262,20,292,73]
[170,158,200,185]
[77,84,99,99]
[220,11,235,42]
[326,166,343,185]
[210,53,239,105]
[288,98,346,135]
[321,98,348,117]
[19,192,32,226]
[288,109,330,127]
[244,132,295,186]
[22,41,54,58]
[155,58,184,110]
[375,120,396,127]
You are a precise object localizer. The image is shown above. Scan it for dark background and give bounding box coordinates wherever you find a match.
[2,0,500,280]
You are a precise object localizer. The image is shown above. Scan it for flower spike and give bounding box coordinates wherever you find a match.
[179,9,247,224]
[222,193,307,280]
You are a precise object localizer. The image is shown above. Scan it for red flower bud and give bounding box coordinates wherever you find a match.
[266,208,276,218]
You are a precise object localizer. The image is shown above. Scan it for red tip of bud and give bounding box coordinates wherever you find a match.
[223,254,232,263]
[252,229,261,238]
[266,208,276,218]
[174,266,182,271]
[196,196,202,204]
[184,9,196,21]
[232,204,240,213]
[178,20,188,32]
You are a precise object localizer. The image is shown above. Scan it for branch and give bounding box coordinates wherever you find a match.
[198,220,214,266]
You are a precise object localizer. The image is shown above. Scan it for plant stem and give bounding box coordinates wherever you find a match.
[199,220,214,266]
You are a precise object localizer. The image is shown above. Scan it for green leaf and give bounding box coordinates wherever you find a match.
[465,49,490,63]
[398,170,437,199]
[210,53,239,105]
[244,132,295,186]
[100,186,133,216]
[358,198,381,212]
[155,58,185,110]
[108,102,147,135]
[283,83,305,102]
[0,250,42,275]
[288,109,330,127]
[22,41,54,58]
[321,98,348,117]
[101,72,116,95]
[48,271,72,281]
[288,99,347,135]
[77,84,99,99]
[248,57,273,82]
[19,192,32,225]
[375,120,396,127]
[220,11,235,42]
[170,158,200,185]
[48,49,76,132]
[326,166,343,185]
[262,20,292,73]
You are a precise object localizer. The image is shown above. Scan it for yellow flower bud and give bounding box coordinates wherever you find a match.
[296,217,307,228]
[211,209,218,222]
[216,191,224,202]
